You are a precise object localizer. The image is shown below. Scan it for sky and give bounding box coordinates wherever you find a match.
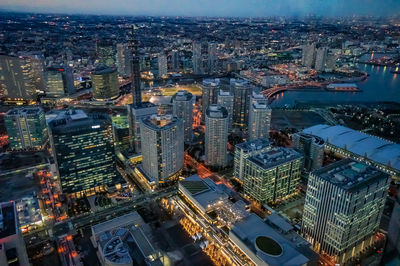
[1,0,400,17]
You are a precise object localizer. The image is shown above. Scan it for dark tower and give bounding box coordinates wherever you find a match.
[128,25,142,105]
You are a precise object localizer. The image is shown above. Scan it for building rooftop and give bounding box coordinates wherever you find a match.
[141,114,181,130]
[230,78,248,87]
[172,90,193,101]
[236,138,271,152]
[249,147,302,170]
[0,201,18,239]
[252,102,270,110]
[294,132,325,146]
[206,104,228,119]
[218,90,233,97]
[130,101,157,110]
[92,66,117,75]
[202,78,220,87]
[313,158,389,191]
[303,124,400,171]
[92,211,144,238]
[6,107,43,116]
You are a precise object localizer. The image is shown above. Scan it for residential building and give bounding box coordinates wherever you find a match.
[172,90,194,143]
[231,78,252,130]
[217,90,234,133]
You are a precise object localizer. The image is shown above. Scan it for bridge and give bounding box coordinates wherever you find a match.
[262,81,327,100]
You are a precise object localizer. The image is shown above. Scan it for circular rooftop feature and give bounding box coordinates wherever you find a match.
[255,236,283,256]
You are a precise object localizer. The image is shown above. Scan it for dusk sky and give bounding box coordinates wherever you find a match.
[1,0,400,17]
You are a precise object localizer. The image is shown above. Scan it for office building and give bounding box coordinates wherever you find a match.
[207,42,217,74]
[128,102,158,153]
[192,40,203,75]
[248,101,271,141]
[233,139,271,182]
[172,90,194,144]
[315,47,328,72]
[302,43,316,68]
[292,132,325,172]
[201,78,220,120]
[111,114,130,151]
[91,67,119,101]
[157,52,168,78]
[116,43,132,77]
[302,124,400,181]
[5,107,47,150]
[48,109,119,196]
[231,78,252,129]
[217,90,234,133]
[171,49,180,71]
[205,105,229,168]
[243,147,303,203]
[140,115,184,185]
[301,159,390,264]
[0,201,30,266]
[0,54,42,102]
[97,40,115,67]
[129,27,142,105]
[43,67,75,97]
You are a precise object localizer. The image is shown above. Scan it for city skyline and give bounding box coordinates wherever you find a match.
[1,0,400,17]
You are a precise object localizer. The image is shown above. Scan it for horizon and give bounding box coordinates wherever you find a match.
[1,0,400,18]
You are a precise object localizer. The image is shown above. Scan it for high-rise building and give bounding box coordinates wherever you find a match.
[127,102,158,153]
[387,198,400,255]
[250,91,268,105]
[129,26,142,105]
[43,67,75,97]
[302,43,316,68]
[217,90,234,133]
[205,104,229,168]
[97,40,116,67]
[248,101,271,141]
[315,47,328,72]
[116,43,132,77]
[233,138,271,182]
[48,109,119,196]
[292,132,324,172]
[111,114,130,151]
[91,67,119,101]
[207,42,217,74]
[157,52,168,78]
[192,40,203,75]
[0,201,30,266]
[171,49,180,71]
[301,159,390,264]
[172,90,194,144]
[0,55,42,102]
[140,115,184,185]
[231,79,252,130]
[4,107,47,150]
[201,78,220,120]
[243,147,303,203]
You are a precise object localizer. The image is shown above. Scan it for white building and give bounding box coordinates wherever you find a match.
[302,159,390,264]
[140,115,184,184]
[205,104,229,168]
[172,90,194,143]
[217,90,234,133]
[248,99,271,141]
[315,47,328,72]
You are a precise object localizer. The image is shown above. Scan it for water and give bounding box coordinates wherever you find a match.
[270,64,400,107]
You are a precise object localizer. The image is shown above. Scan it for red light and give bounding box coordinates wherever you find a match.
[59,68,64,72]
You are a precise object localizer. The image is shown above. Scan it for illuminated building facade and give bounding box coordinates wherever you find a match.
[140,115,184,184]
[91,67,119,101]
[48,109,119,196]
[201,78,220,120]
[292,132,325,172]
[243,147,303,203]
[116,43,132,77]
[157,52,167,78]
[205,104,229,168]
[43,67,75,97]
[4,107,47,150]
[231,78,252,129]
[96,40,116,67]
[248,101,271,141]
[301,159,390,264]
[172,90,194,143]
[217,90,234,133]
[233,138,271,182]
[111,115,130,151]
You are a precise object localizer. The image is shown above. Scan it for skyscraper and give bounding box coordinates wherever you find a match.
[140,115,184,185]
[157,52,168,78]
[248,101,271,141]
[97,40,116,67]
[231,78,252,130]
[91,67,119,101]
[116,43,132,77]
[43,67,75,97]
[315,47,328,72]
[301,159,390,264]
[207,42,217,74]
[201,78,220,120]
[0,55,42,102]
[172,90,194,144]
[4,107,47,150]
[112,114,130,151]
[205,104,229,168]
[0,201,30,266]
[171,49,180,71]
[243,147,303,203]
[48,109,119,197]
[217,90,234,133]
[233,138,271,182]
[292,132,325,172]
[129,26,142,105]
[192,40,203,75]
[302,43,316,68]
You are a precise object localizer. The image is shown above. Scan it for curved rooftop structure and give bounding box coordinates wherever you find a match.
[171,90,193,102]
[303,124,400,171]
[202,78,220,87]
[206,104,228,119]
